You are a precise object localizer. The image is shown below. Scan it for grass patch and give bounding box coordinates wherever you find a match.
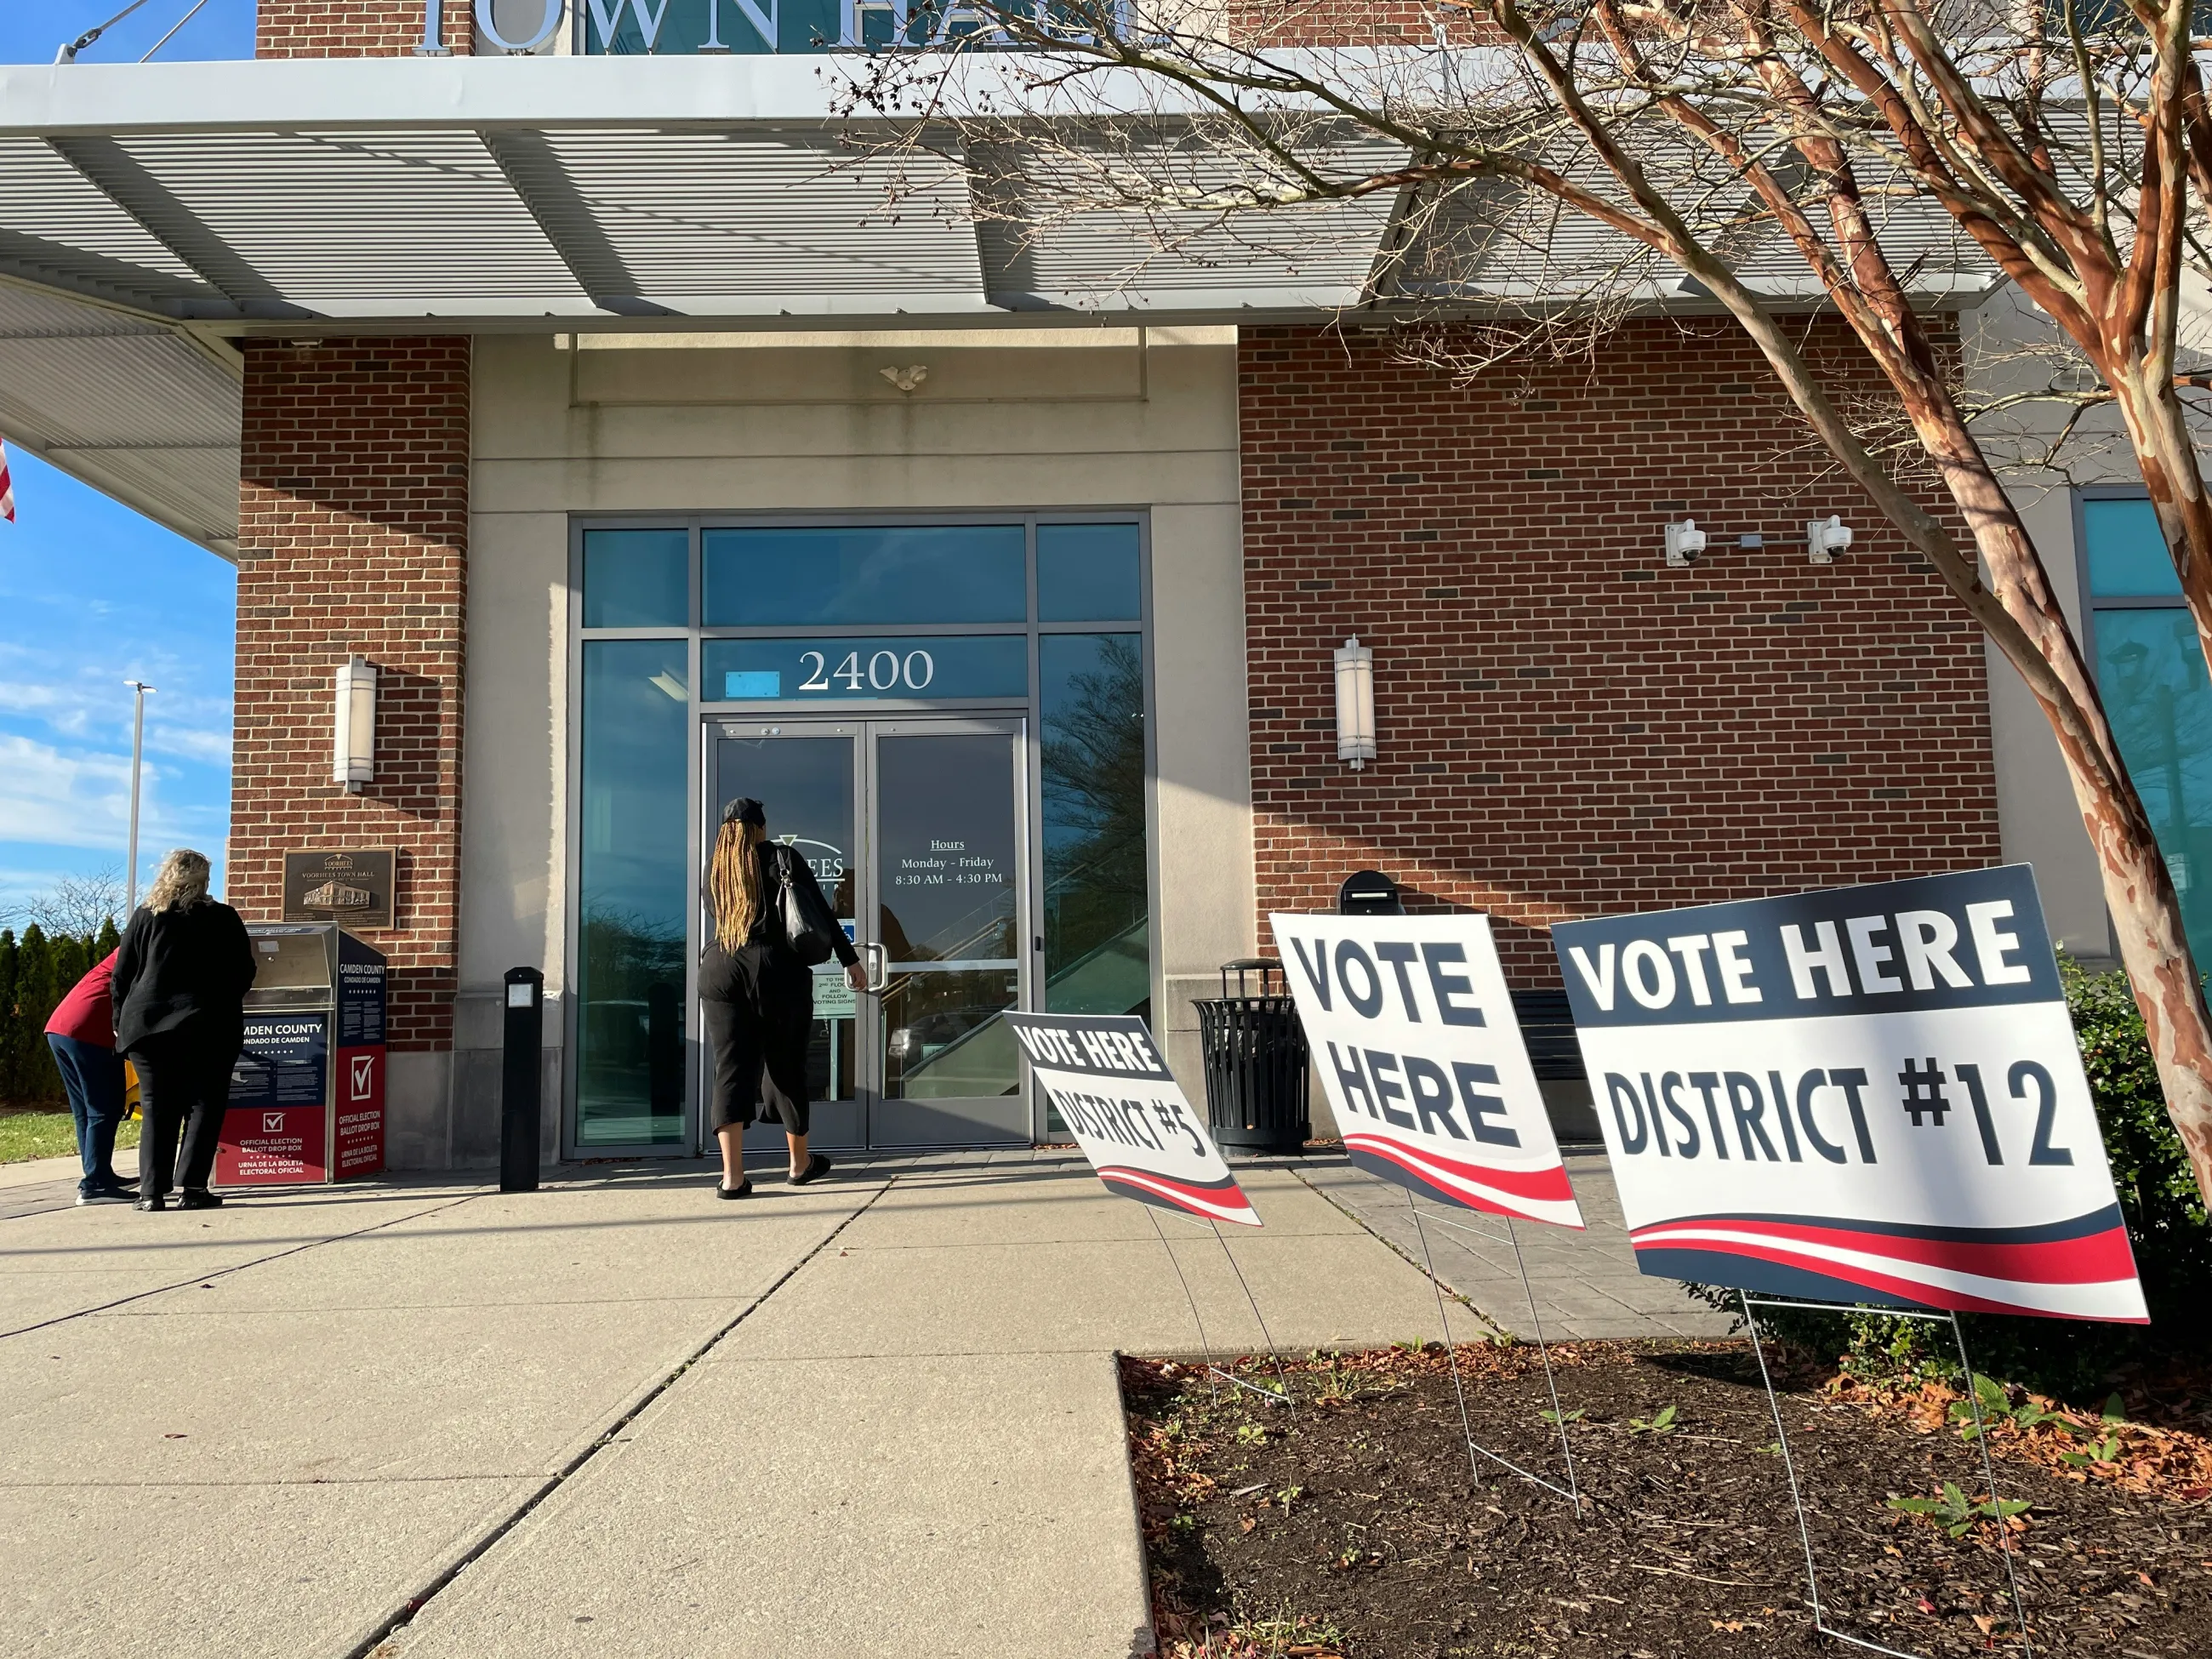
[0,1109,140,1166]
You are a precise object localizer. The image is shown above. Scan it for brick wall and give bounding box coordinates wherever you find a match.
[1228,0,1502,44]
[233,338,470,1050]
[1241,322,2001,985]
[259,0,470,56]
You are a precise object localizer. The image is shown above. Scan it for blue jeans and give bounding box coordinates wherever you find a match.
[48,1034,128,1194]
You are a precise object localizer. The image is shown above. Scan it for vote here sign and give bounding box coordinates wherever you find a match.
[1552,865,2146,1321]
[1271,913,1585,1229]
[1003,1012,1260,1227]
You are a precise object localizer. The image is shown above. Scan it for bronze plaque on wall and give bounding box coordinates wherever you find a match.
[282,848,396,929]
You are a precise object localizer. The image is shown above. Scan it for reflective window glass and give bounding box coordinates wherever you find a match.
[704,635,1028,702]
[576,641,691,1146]
[1040,634,1149,1019]
[582,529,689,628]
[2085,498,2181,596]
[704,526,1027,627]
[1038,523,1142,621]
[2095,609,2212,951]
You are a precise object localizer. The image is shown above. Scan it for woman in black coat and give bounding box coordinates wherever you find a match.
[111,849,255,1212]
[701,796,865,1200]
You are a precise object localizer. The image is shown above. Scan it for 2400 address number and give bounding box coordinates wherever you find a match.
[797,649,935,693]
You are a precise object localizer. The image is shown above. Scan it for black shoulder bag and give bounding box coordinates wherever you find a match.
[773,845,841,966]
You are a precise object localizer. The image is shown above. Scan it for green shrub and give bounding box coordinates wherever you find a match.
[0,925,117,1107]
[1686,955,2212,1401]
[2067,958,2212,1321]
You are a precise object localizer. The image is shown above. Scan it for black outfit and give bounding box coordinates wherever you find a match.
[111,898,256,1198]
[702,843,858,1137]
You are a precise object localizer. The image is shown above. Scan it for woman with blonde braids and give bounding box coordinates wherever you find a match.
[700,797,864,1198]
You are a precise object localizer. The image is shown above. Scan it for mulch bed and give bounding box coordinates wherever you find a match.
[1122,1341,2212,1658]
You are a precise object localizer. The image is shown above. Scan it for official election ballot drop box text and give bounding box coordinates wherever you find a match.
[219,922,388,1186]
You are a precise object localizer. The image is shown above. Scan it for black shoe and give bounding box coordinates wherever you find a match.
[135,1195,168,1212]
[718,1179,753,1200]
[77,1188,132,1206]
[178,1190,223,1211]
[789,1154,834,1187]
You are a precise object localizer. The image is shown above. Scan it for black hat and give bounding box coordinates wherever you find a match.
[721,796,767,828]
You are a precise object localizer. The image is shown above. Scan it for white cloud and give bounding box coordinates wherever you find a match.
[148,722,233,766]
[0,666,231,772]
[0,733,132,847]
[0,733,212,852]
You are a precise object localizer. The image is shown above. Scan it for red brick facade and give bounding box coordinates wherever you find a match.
[1241,322,2002,985]
[233,338,471,1050]
[258,0,470,56]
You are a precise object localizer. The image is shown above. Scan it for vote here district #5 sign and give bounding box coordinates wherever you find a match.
[1272,913,1585,1229]
[1552,865,2146,1322]
[1003,1012,1260,1227]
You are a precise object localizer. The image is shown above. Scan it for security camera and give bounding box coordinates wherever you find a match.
[1664,519,1707,567]
[1806,514,1854,564]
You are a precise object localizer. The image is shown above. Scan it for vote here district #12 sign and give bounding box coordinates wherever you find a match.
[1271,913,1585,1229]
[1551,865,2146,1321]
[1002,1012,1260,1227]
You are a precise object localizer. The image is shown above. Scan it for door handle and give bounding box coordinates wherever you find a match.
[862,942,888,992]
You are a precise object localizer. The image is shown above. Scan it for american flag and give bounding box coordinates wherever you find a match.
[0,437,13,523]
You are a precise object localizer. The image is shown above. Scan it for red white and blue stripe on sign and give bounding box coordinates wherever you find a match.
[1343,1132,1587,1230]
[1093,1166,1260,1226]
[1628,1206,2146,1321]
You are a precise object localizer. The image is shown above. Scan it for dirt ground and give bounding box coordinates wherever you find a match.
[1122,1341,2212,1659]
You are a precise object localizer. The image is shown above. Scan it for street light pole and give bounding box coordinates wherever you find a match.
[124,680,153,915]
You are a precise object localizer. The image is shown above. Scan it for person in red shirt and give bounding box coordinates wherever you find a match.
[46,950,134,1204]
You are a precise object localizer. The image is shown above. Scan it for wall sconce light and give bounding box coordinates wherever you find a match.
[334,655,377,793]
[1663,519,1707,567]
[1334,636,1377,770]
[1805,514,1855,564]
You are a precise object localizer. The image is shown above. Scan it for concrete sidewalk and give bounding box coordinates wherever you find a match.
[1291,1154,1737,1342]
[1,1149,1494,1658]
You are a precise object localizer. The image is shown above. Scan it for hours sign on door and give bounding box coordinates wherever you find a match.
[1552,866,2146,1321]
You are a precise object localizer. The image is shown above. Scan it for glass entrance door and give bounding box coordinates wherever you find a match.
[869,723,1027,1144]
[707,721,865,1149]
[705,716,1029,1149]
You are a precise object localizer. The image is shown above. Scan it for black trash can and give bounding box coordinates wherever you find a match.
[1196,959,1311,1154]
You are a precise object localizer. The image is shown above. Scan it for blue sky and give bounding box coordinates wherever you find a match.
[1,3,254,915]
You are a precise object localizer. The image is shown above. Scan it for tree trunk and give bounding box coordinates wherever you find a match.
[2085,788,2212,1201]
[1901,380,2212,1209]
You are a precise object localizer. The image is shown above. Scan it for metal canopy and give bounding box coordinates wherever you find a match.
[0,282,241,556]
[0,55,2001,555]
[0,58,1403,324]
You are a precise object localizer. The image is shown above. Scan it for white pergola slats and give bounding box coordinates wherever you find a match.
[534,130,990,311]
[0,138,202,282]
[976,132,1409,311]
[100,131,592,314]
[0,283,241,553]
[0,55,2006,556]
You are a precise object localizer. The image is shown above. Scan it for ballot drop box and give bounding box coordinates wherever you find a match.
[219,923,387,1185]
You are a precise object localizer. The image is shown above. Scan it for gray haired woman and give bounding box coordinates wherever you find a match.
[111,850,256,1211]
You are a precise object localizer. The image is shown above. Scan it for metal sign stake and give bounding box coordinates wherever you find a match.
[1146,1204,1220,1405]
[1740,1291,2034,1659]
[1506,1216,1583,1515]
[1947,1309,2034,1648]
[1406,1185,1484,1489]
[1407,1189,1586,1509]
[1206,1217,1295,1412]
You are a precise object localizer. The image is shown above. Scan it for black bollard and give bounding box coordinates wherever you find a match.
[500,967,544,1193]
